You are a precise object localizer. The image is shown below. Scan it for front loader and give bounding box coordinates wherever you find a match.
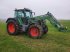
[36,12,67,32]
[6,8,68,38]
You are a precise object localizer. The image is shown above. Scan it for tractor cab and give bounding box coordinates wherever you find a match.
[14,8,34,25]
[15,8,33,18]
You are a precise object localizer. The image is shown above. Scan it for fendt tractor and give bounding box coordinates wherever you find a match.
[6,8,67,38]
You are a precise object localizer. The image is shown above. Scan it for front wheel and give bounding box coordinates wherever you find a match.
[28,25,43,38]
[43,25,48,34]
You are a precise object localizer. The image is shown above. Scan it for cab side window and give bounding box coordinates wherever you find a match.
[18,11,24,17]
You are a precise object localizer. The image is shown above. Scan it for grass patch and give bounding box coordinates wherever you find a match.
[0,20,70,52]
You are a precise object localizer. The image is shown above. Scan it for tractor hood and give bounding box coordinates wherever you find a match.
[28,16,44,25]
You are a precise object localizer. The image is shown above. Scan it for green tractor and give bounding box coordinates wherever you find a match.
[6,8,67,38]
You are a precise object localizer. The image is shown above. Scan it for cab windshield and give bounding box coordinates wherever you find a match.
[25,11,32,18]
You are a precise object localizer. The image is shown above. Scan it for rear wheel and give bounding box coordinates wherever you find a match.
[28,25,43,38]
[8,22,15,33]
[7,20,19,35]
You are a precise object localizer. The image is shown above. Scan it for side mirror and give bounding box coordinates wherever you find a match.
[34,12,35,15]
[32,12,35,15]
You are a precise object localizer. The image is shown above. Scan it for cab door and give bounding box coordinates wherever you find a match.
[17,11,28,25]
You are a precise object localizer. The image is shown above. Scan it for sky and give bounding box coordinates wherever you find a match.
[0,0,70,20]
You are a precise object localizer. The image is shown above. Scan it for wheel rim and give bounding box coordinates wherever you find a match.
[30,27,39,37]
[8,23,15,33]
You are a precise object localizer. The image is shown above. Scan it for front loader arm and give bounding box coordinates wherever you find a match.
[36,12,67,31]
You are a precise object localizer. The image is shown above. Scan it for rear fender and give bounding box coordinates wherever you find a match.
[6,18,17,23]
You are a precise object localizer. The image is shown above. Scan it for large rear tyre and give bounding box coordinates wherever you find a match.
[7,20,19,35]
[28,25,43,39]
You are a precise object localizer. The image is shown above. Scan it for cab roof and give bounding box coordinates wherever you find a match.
[15,8,32,12]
